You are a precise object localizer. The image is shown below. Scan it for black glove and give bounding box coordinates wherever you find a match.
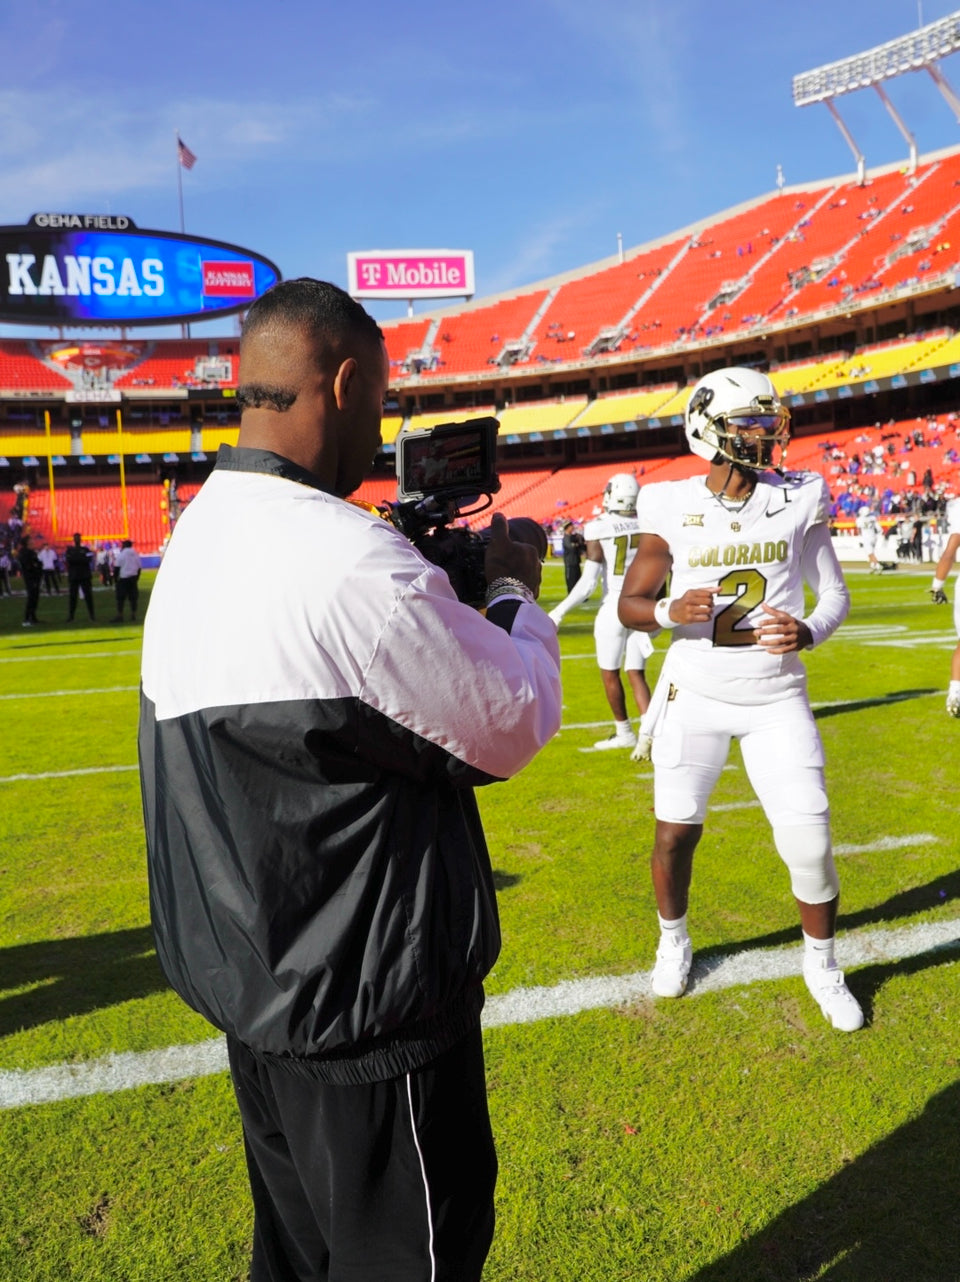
[930,587,948,605]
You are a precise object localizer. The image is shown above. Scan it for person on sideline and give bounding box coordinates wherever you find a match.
[65,532,95,621]
[18,534,42,626]
[561,519,586,593]
[112,539,142,622]
[38,541,61,594]
[139,278,562,1282]
[930,494,960,717]
[619,367,863,1032]
[550,473,655,751]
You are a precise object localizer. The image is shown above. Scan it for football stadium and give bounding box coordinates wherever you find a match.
[2,6,960,1281]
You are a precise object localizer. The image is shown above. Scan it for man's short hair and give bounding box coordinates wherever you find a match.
[237,279,384,414]
[241,278,383,358]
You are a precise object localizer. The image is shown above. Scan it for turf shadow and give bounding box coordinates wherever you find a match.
[492,869,522,890]
[4,634,139,650]
[812,687,937,719]
[700,868,960,960]
[0,925,167,1035]
[686,1072,960,1282]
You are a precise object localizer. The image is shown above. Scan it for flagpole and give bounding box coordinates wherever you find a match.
[175,131,189,336]
[175,130,186,234]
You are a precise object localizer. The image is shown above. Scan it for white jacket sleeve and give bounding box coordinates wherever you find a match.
[360,559,563,782]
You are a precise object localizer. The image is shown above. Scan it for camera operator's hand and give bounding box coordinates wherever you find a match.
[485,512,542,598]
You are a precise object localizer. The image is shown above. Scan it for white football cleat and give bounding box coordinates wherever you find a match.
[592,731,637,750]
[651,935,693,998]
[803,963,864,1032]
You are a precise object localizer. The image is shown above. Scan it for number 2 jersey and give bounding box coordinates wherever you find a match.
[635,470,850,704]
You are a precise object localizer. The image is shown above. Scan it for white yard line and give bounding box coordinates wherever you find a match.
[1,911,956,1111]
[0,651,140,663]
[0,764,139,784]
[835,834,938,855]
[0,686,137,701]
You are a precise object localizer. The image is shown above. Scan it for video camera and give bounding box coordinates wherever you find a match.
[385,417,501,606]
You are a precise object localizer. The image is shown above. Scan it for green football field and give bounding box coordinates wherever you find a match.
[0,558,957,1281]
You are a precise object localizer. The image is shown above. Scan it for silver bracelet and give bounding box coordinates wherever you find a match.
[653,596,678,629]
[485,576,537,607]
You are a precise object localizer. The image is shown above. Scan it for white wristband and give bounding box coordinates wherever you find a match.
[932,577,945,592]
[654,597,678,629]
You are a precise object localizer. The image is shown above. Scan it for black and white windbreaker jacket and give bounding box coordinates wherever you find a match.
[139,446,562,1084]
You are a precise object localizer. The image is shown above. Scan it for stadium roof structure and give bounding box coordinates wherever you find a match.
[792,8,960,181]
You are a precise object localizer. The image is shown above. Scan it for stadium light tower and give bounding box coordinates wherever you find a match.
[793,8,960,182]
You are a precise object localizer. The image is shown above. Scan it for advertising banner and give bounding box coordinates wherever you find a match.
[347,249,475,300]
[0,214,281,326]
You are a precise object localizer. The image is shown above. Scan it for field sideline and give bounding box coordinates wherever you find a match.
[1,558,958,1281]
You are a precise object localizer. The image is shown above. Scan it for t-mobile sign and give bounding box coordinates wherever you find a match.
[347,249,475,300]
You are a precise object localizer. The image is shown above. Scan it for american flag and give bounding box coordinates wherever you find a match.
[177,136,197,170]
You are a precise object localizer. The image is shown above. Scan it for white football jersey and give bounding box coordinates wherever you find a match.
[946,497,960,538]
[856,509,880,540]
[635,471,842,702]
[584,511,640,602]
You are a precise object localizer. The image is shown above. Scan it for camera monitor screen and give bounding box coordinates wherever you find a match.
[396,417,500,504]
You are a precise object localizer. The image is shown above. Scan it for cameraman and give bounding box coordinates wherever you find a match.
[139,278,561,1282]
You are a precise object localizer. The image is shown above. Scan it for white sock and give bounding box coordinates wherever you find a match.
[949,680,960,698]
[803,930,837,970]
[614,719,633,737]
[659,913,690,944]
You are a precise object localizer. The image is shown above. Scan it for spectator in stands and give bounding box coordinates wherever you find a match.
[139,277,561,1282]
[38,542,61,594]
[112,540,142,623]
[65,532,95,621]
[18,535,42,627]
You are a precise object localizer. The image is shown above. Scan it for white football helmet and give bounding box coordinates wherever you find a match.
[685,367,790,471]
[602,472,640,514]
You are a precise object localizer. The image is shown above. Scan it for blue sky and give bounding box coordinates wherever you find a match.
[2,0,960,335]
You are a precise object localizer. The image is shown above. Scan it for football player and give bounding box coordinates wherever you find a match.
[855,503,882,573]
[549,472,655,750]
[929,496,960,717]
[619,367,863,1032]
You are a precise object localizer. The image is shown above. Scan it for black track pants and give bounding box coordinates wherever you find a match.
[227,1027,497,1282]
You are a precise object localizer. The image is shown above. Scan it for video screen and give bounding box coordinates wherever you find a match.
[397,418,499,502]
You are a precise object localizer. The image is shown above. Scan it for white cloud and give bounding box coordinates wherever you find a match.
[0,88,379,218]
[482,205,607,295]
[538,0,693,160]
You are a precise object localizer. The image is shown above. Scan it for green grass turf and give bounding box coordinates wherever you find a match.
[0,560,958,1280]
